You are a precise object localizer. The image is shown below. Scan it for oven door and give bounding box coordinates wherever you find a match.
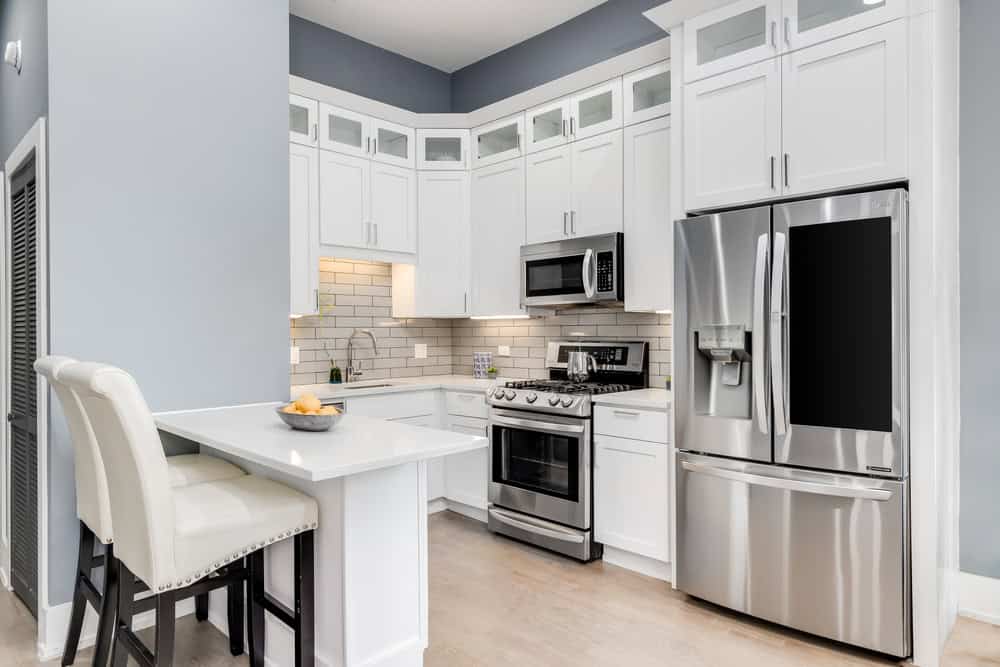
[489,408,590,530]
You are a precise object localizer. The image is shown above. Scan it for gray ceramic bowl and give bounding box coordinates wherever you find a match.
[275,406,342,432]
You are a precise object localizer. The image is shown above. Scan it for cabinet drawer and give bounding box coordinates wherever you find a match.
[446,391,488,419]
[594,405,669,443]
[346,390,437,419]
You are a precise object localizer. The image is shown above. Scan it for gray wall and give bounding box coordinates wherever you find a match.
[450,0,667,112]
[45,0,290,606]
[290,15,452,113]
[959,0,1000,579]
[0,0,48,160]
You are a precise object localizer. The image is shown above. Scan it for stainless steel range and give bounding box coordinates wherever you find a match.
[486,340,648,561]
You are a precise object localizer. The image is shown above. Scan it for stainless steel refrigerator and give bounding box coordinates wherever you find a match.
[674,189,910,657]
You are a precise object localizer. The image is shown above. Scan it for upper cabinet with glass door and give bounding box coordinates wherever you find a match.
[319,103,371,158]
[624,62,671,126]
[371,118,416,169]
[525,99,571,154]
[472,114,525,169]
[570,79,623,141]
[684,0,780,82]
[417,129,469,170]
[781,0,904,51]
[289,94,318,147]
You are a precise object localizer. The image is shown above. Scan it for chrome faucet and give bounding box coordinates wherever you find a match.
[346,329,378,383]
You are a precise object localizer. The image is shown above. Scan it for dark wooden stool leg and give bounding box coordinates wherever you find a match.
[227,575,245,656]
[62,521,94,666]
[247,549,265,667]
[194,592,209,622]
[93,543,119,667]
[294,531,315,667]
[154,591,176,666]
[112,562,136,667]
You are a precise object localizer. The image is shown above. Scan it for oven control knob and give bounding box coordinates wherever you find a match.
[526,392,538,404]
[505,390,517,400]
[560,397,574,408]
[548,395,560,406]
[493,388,505,400]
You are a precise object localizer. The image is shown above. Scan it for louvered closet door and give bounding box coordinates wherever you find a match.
[8,159,38,617]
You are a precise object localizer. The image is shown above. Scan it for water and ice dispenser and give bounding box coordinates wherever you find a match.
[693,324,753,419]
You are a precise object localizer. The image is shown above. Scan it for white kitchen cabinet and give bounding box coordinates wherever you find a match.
[570,130,623,237]
[289,94,318,148]
[525,98,571,154]
[470,159,526,317]
[594,434,669,562]
[570,79,623,141]
[781,0,905,52]
[683,58,781,211]
[370,161,417,253]
[683,0,780,83]
[393,171,470,318]
[371,118,416,169]
[445,415,489,510]
[319,103,371,158]
[472,114,524,169]
[347,391,437,419]
[319,149,370,250]
[624,62,671,127]
[781,20,907,195]
[416,129,469,170]
[525,145,573,244]
[624,117,671,313]
[289,142,320,316]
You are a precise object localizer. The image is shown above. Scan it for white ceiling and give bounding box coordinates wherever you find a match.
[289,0,608,73]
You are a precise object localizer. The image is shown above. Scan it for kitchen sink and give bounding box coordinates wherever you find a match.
[341,383,395,389]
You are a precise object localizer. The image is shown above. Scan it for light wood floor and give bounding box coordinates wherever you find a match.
[1,510,997,666]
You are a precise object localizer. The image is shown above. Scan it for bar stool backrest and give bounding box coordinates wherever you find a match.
[58,362,176,590]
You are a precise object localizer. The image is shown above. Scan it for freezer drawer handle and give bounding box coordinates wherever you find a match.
[681,461,893,501]
[489,508,585,543]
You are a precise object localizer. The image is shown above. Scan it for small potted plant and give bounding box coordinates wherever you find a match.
[325,343,342,384]
[486,366,498,380]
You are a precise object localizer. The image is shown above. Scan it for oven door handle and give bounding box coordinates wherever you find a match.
[488,508,585,543]
[491,413,587,434]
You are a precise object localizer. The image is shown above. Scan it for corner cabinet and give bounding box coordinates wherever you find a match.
[417,129,469,171]
[624,117,672,313]
[289,142,320,316]
[470,159,526,317]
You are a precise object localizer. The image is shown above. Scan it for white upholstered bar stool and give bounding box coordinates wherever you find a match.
[34,356,248,666]
[59,361,318,667]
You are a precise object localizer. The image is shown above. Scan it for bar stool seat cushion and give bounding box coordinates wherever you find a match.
[166,454,245,487]
[168,476,319,590]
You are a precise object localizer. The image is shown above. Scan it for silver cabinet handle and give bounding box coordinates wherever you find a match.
[770,156,775,190]
[570,117,575,136]
[464,292,468,313]
[311,123,318,141]
[570,210,576,234]
[582,248,596,298]
[366,137,371,154]
[365,222,370,245]
[783,153,790,188]
[770,20,776,47]
[488,508,585,543]
[681,461,893,501]
[784,16,790,45]
[770,232,787,436]
[373,223,378,246]
[612,410,640,417]
[373,137,378,154]
[516,133,521,150]
[752,234,769,435]
[563,211,569,235]
[562,119,568,137]
[314,289,319,311]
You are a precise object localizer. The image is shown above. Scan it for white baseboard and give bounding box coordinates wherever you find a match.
[428,498,487,523]
[0,565,9,591]
[959,571,1000,626]
[427,497,448,515]
[602,546,671,582]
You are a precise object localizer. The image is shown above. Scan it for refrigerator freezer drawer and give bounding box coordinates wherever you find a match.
[676,452,910,657]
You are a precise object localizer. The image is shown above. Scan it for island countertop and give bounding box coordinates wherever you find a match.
[155,402,487,482]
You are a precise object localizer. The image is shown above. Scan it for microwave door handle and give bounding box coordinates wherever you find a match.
[582,248,596,298]
[770,232,787,435]
[752,234,769,435]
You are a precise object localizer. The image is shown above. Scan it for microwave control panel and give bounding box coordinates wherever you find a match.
[597,251,614,292]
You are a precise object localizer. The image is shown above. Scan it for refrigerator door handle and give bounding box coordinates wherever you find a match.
[680,461,893,501]
[770,232,787,435]
[752,234,769,435]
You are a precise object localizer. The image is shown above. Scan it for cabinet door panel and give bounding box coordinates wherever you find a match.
[319,103,370,158]
[571,80,623,141]
[594,435,669,561]
[319,150,369,250]
[417,129,469,170]
[783,0,905,51]
[472,115,524,169]
[683,0,780,82]
[290,143,320,316]
[371,162,417,253]
[683,59,781,211]
[624,62,671,127]
[571,130,623,237]
[526,99,571,154]
[372,118,416,169]
[624,118,671,313]
[526,145,573,244]
[416,171,470,316]
[782,21,907,196]
[470,160,526,317]
[446,417,489,509]
[289,94,318,147]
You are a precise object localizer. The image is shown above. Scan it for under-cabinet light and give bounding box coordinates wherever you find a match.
[470,315,531,320]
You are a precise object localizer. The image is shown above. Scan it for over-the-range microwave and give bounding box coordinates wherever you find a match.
[520,232,624,307]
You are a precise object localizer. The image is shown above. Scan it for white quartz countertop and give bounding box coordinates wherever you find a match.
[155,403,487,482]
[592,388,672,412]
[291,375,495,401]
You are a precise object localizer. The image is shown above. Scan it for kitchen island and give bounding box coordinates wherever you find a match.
[155,402,487,667]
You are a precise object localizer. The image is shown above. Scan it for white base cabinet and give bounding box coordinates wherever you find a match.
[444,391,490,511]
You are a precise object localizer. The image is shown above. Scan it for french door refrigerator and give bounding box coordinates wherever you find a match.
[674,189,910,657]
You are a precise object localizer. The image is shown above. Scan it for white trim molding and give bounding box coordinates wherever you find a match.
[959,572,1000,627]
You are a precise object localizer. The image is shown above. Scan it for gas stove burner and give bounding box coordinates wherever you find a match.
[503,380,633,395]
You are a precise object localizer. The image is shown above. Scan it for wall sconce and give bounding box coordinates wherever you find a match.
[4,40,22,74]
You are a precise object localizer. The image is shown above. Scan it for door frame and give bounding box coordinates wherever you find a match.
[2,117,49,612]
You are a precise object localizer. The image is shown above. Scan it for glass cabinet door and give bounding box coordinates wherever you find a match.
[624,62,671,126]
[525,100,570,154]
[416,129,469,170]
[319,103,370,159]
[782,0,903,51]
[371,119,415,169]
[683,0,779,82]
[570,80,622,141]
[472,114,524,169]
[289,94,318,147]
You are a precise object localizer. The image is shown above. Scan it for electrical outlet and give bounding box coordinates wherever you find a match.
[414,343,428,359]
[498,345,511,356]
[290,346,301,365]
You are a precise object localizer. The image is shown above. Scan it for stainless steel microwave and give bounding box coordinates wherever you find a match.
[520,233,624,307]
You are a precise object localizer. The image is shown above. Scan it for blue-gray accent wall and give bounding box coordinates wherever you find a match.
[45,0,290,606]
[290,14,452,113]
[450,0,667,113]
[0,0,48,160]
[960,0,1000,579]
